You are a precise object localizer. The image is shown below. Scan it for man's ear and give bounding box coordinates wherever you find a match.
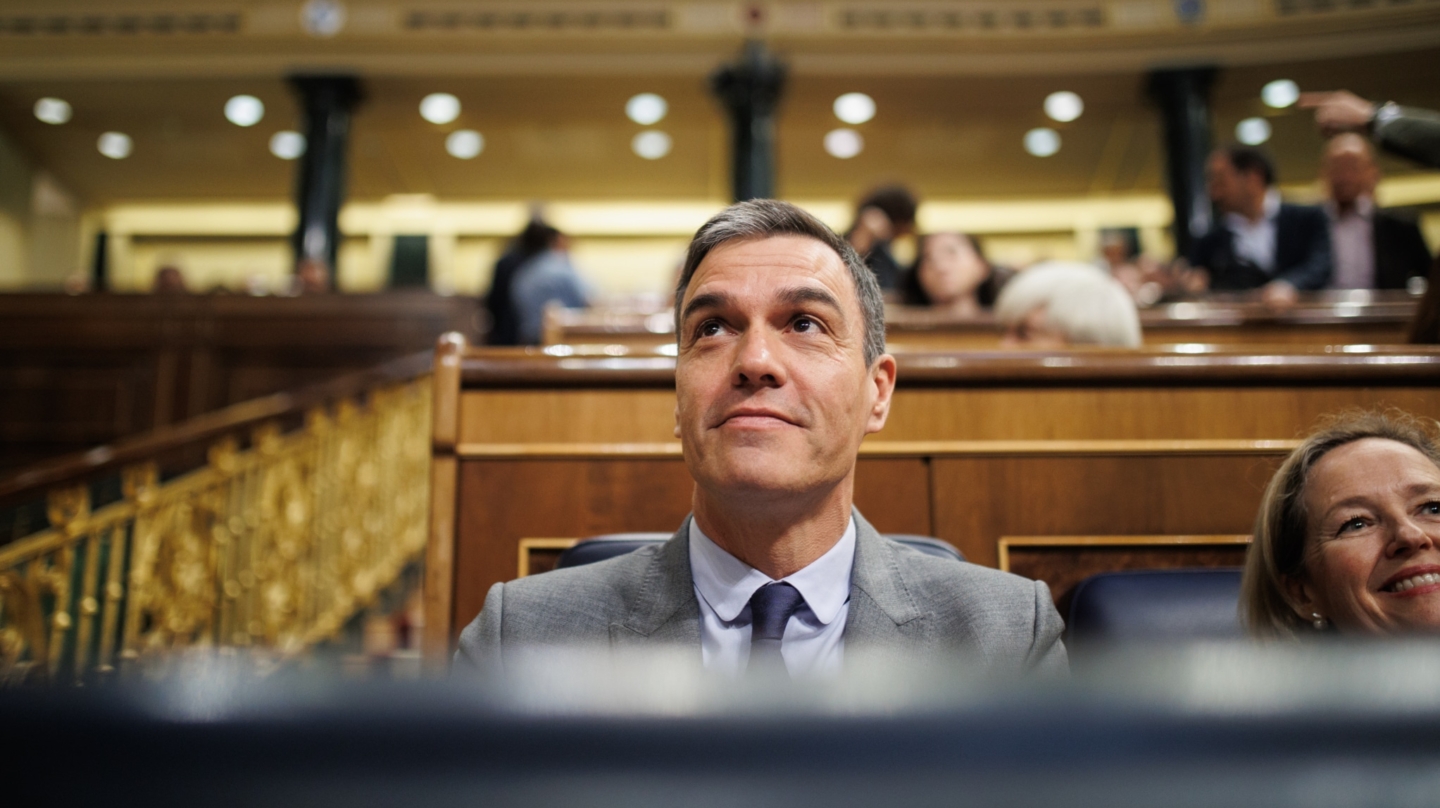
[674,403,681,439]
[865,353,898,435]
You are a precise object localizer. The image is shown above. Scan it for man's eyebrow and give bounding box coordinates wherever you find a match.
[680,291,733,324]
[777,286,845,316]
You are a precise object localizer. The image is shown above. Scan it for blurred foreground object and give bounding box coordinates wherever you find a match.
[13,643,1440,807]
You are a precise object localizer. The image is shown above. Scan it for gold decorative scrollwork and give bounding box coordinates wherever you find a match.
[0,375,432,683]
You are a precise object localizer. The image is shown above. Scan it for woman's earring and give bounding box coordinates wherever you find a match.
[1312,612,1327,630]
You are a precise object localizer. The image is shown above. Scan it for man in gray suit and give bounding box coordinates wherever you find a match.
[457,200,1066,677]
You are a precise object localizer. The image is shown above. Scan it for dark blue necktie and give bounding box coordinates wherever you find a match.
[747,582,805,672]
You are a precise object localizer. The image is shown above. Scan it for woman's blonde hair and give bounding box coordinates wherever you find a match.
[1242,409,1440,638]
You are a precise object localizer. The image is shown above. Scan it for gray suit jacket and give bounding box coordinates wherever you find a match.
[456,511,1067,675]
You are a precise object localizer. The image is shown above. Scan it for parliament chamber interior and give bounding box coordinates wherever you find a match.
[5,1,1440,805]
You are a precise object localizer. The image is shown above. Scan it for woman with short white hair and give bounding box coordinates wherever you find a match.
[995,261,1142,348]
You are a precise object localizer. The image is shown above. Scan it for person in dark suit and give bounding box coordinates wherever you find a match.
[457,200,1066,678]
[485,218,559,346]
[1322,134,1432,291]
[1187,146,1332,306]
[844,185,918,293]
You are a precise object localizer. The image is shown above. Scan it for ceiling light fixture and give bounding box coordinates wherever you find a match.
[97,132,133,160]
[421,93,461,125]
[1236,117,1272,145]
[1044,91,1083,123]
[626,93,668,126]
[1261,79,1300,109]
[1024,127,1061,157]
[824,128,863,159]
[34,97,72,125]
[225,95,265,127]
[446,130,484,159]
[632,130,672,159]
[270,131,306,160]
[833,93,875,125]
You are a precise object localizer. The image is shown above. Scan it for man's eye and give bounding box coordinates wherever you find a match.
[793,316,816,333]
[1422,501,1440,516]
[696,320,723,338]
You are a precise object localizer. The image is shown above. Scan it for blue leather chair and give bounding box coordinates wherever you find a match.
[1067,568,1245,649]
[556,532,964,569]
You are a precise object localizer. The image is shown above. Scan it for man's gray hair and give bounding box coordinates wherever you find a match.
[674,199,887,366]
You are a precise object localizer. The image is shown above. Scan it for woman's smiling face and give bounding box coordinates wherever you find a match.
[1288,438,1440,634]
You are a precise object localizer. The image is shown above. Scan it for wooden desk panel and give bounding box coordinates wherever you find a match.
[0,293,479,470]
[449,455,935,634]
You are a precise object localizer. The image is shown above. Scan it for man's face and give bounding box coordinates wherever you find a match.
[1206,152,1264,215]
[674,235,896,502]
[1324,141,1378,207]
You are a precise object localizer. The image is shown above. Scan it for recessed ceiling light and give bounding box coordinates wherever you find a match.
[97,132,132,160]
[1024,127,1061,157]
[626,93,668,126]
[1261,79,1299,109]
[421,93,461,125]
[446,129,484,159]
[225,95,265,127]
[1236,117,1272,145]
[833,93,875,125]
[34,97,71,125]
[632,130,672,159]
[824,128,863,159]
[270,131,306,160]
[1044,91,1083,123]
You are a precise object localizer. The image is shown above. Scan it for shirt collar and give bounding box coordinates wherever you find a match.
[688,517,856,626]
[1326,194,1374,221]
[1262,188,1282,220]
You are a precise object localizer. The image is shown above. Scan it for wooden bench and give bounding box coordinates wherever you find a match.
[0,292,479,470]
[423,338,1440,658]
[544,294,1419,350]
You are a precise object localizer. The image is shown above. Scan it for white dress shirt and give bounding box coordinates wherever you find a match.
[688,517,855,677]
[1224,189,1283,274]
[1326,195,1377,290]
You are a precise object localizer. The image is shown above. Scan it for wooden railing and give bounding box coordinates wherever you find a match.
[0,353,432,685]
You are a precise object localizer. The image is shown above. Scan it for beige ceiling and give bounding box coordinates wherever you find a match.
[1,1,1438,207]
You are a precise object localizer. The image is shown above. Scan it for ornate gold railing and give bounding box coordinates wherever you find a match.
[0,361,431,685]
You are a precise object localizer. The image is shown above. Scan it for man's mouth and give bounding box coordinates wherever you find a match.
[718,408,796,427]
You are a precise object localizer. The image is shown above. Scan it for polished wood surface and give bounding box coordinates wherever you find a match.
[0,293,480,470]
[425,336,1440,649]
[1000,535,1252,619]
[544,294,1420,349]
[0,350,433,506]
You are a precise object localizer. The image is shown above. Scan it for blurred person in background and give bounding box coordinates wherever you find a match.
[1243,410,1440,637]
[487,217,560,346]
[1321,134,1431,291]
[845,185,919,293]
[900,231,1012,315]
[151,265,188,294]
[294,257,331,294]
[511,226,589,345]
[995,261,1141,348]
[1186,145,1332,308]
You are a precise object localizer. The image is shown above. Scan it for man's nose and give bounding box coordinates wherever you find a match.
[731,327,786,388]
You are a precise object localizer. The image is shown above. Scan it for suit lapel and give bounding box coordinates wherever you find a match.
[845,511,923,650]
[609,519,702,650]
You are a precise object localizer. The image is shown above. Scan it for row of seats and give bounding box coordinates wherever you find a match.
[557,535,1245,651]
